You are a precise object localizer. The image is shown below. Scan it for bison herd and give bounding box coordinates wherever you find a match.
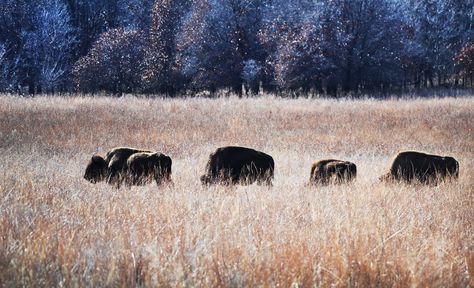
[84,146,459,188]
[84,147,173,188]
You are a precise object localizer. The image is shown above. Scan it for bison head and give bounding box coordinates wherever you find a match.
[84,155,108,183]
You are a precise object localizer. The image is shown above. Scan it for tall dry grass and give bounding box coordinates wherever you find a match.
[0,95,473,287]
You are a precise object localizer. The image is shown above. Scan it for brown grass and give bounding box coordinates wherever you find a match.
[0,95,473,287]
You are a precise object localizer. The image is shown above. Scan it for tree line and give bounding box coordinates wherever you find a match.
[0,0,473,96]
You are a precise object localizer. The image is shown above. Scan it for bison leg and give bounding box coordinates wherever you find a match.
[257,176,273,186]
[257,171,273,186]
[107,159,129,188]
[106,170,122,188]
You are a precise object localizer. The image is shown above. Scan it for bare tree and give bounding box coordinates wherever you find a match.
[0,43,9,90]
[23,0,77,93]
[117,0,154,31]
[141,0,191,95]
[72,28,146,94]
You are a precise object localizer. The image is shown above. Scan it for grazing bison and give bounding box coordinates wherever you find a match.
[84,155,108,183]
[104,147,153,187]
[84,147,152,188]
[309,159,357,185]
[126,152,173,186]
[380,151,459,184]
[200,146,274,186]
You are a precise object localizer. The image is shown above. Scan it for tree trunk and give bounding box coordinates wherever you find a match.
[414,71,420,88]
[343,50,353,92]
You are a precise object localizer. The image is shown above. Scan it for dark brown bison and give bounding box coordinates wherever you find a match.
[83,155,108,183]
[380,151,459,184]
[84,147,152,188]
[309,159,357,185]
[126,152,173,186]
[200,146,274,186]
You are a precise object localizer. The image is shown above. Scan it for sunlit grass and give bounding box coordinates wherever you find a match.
[0,94,473,286]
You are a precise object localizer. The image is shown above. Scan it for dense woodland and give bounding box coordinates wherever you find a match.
[0,0,473,96]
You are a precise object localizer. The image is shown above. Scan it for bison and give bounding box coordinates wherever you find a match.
[200,146,274,186]
[126,152,173,186]
[83,155,108,183]
[84,147,152,188]
[309,159,357,185]
[380,151,459,184]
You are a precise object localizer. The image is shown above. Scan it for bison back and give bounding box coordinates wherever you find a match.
[388,151,458,183]
[106,147,153,187]
[203,146,274,185]
[310,159,356,185]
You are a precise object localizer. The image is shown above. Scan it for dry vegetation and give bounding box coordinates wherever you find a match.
[0,94,473,287]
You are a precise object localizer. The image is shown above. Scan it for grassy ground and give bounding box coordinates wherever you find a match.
[0,95,473,287]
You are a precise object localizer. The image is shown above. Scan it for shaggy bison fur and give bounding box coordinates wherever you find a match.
[126,152,172,186]
[84,147,152,188]
[380,151,459,184]
[200,146,274,186]
[83,155,108,183]
[310,159,357,185]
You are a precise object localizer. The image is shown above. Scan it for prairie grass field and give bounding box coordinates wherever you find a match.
[0,94,473,287]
